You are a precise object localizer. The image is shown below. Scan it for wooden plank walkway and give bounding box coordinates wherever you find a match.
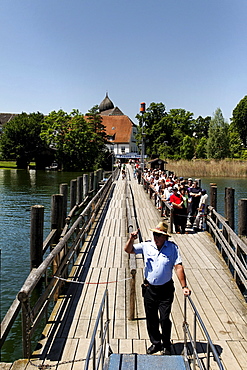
[10,165,247,370]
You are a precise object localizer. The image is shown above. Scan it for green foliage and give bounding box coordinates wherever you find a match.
[40,108,108,171]
[241,149,247,160]
[195,137,207,159]
[228,126,242,158]
[0,112,45,168]
[207,108,229,159]
[191,116,211,139]
[135,102,167,157]
[231,95,247,147]
[180,135,195,160]
[135,103,197,159]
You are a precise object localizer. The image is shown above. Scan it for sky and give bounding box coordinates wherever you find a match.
[1,0,247,124]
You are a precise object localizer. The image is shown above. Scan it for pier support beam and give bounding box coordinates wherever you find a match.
[70,179,77,210]
[30,205,44,269]
[224,187,235,230]
[210,185,217,211]
[238,199,247,237]
[60,183,68,227]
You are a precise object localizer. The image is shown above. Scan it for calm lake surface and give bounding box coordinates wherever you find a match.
[0,169,247,361]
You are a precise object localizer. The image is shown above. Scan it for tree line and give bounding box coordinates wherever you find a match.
[135,95,247,160]
[0,106,111,171]
[0,95,247,170]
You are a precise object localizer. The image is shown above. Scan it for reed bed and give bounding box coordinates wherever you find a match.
[166,159,247,178]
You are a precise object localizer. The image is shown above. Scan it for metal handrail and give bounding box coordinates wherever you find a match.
[84,289,111,370]
[183,295,224,370]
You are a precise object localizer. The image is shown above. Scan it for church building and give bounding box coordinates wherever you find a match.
[98,93,139,158]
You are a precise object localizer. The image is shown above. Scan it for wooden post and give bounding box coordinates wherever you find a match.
[21,300,31,359]
[169,208,174,234]
[238,199,247,236]
[129,268,136,320]
[59,183,68,227]
[51,194,64,287]
[30,205,44,269]
[83,173,89,198]
[51,194,64,242]
[224,187,235,230]
[77,176,83,205]
[210,185,217,211]
[90,172,94,192]
[93,171,98,193]
[70,179,77,210]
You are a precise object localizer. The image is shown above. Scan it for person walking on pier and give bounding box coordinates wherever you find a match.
[124,222,191,355]
[194,189,208,231]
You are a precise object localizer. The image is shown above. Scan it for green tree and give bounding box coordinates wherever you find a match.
[228,129,242,158]
[195,137,207,158]
[180,135,195,160]
[191,116,211,139]
[85,105,108,168]
[135,103,196,159]
[207,108,229,159]
[0,112,45,168]
[135,102,167,158]
[231,95,247,147]
[40,109,108,171]
[168,109,195,158]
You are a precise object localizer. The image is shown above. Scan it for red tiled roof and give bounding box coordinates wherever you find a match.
[102,115,134,143]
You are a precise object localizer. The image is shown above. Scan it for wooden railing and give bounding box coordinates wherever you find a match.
[206,206,247,292]
[0,168,119,358]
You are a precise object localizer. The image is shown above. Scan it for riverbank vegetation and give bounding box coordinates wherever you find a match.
[1,95,247,171]
[0,161,17,169]
[136,96,247,162]
[167,159,247,178]
[0,109,111,171]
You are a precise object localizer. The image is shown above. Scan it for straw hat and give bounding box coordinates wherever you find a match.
[150,222,170,236]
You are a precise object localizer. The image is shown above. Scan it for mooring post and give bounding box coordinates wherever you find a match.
[59,183,68,227]
[90,172,94,193]
[238,199,247,237]
[51,194,64,243]
[210,184,217,211]
[93,170,98,193]
[51,194,64,281]
[77,176,83,205]
[224,187,235,230]
[30,205,44,269]
[83,173,89,198]
[70,179,77,210]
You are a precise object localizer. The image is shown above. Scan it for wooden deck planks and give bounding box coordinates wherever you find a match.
[17,165,246,370]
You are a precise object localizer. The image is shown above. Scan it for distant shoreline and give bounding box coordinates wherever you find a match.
[165,159,247,178]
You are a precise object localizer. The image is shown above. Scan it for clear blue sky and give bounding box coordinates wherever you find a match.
[1,0,246,123]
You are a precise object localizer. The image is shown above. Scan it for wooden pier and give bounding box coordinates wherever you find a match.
[4,166,247,370]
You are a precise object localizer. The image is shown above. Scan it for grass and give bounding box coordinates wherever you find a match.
[0,161,17,169]
[167,159,247,178]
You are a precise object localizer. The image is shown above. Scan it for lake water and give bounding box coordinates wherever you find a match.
[0,169,247,361]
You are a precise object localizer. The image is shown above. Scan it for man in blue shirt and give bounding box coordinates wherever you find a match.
[124,222,191,355]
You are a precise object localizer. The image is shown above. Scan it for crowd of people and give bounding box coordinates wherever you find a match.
[133,165,208,234]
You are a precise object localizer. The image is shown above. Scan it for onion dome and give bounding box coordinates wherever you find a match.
[99,93,114,113]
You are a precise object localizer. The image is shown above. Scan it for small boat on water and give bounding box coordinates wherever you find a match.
[45,162,58,171]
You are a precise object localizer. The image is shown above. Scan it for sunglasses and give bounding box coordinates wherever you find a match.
[153,232,164,238]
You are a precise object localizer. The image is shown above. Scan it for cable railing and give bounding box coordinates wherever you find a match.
[183,295,224,370]
[84,289,111,370]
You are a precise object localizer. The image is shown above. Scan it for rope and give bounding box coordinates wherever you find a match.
[54,276,132,285]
